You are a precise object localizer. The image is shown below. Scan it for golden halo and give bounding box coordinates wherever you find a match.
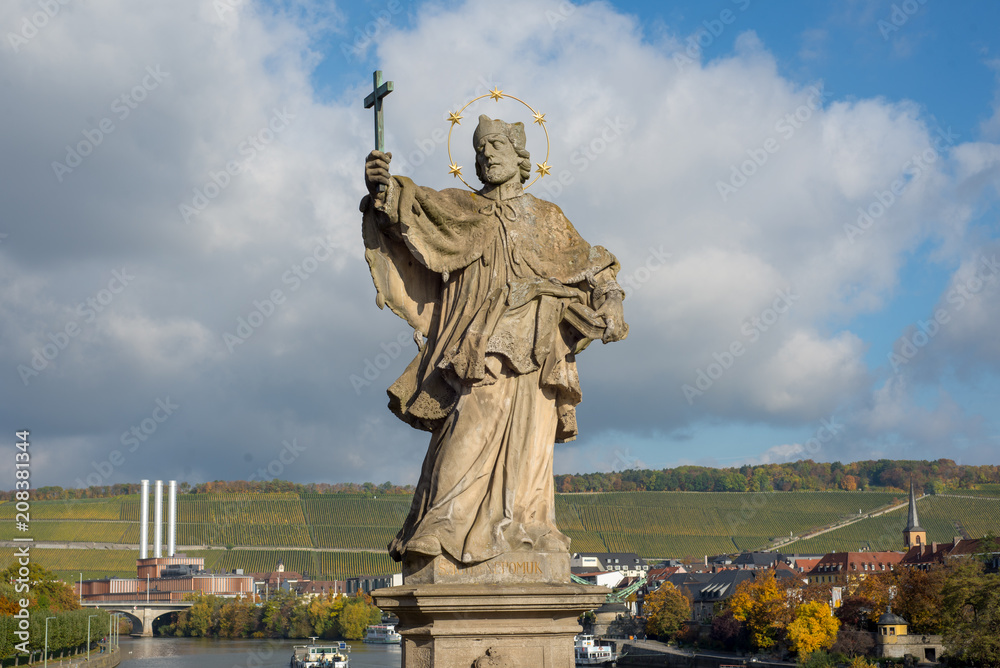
[445,87,551,192]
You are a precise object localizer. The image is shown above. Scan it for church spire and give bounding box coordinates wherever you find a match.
[903,477,927,549]
[906,478,922,530]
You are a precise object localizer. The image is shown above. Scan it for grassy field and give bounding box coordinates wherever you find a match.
[2,487,998,579]
[790,494,1000,554]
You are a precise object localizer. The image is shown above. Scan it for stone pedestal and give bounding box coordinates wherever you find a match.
[372,581,607,668]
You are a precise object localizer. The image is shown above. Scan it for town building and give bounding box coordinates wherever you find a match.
[345,573,403,595]
[876,608,944,664]
[571,552,649,577]
[805,552,902,591]
[901,536,1000,571]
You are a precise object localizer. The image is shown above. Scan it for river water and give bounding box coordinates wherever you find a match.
[118,637,401,668]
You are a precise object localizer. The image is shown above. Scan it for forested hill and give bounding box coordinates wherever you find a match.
[4,458,998,501]
[555,459,1000,493]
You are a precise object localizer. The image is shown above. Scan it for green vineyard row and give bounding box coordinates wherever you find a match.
[1,491,997,567]
[792,496,1000,554]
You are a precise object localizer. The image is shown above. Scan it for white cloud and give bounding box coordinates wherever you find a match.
[2,0,999,486]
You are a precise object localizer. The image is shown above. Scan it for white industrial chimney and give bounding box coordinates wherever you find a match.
[139,479,149,559]
[168,480,177,557]
[154,480,163,558]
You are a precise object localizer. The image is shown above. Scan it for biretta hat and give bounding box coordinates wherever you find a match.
[473,115,526,151]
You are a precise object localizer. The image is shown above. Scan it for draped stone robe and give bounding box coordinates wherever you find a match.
[361,176,621,565]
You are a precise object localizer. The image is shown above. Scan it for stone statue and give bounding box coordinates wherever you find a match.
[361,114,627,570]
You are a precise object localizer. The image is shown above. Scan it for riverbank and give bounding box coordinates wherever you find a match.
[6,646,119,668]
[615,639,794,668]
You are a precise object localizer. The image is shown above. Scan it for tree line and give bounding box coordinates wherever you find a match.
[555,458,1000,493]
[0,562,120,662]
[162,590,382,641]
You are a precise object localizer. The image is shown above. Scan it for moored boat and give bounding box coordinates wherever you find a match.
[290,638,350,668]
[575,634,616,666]
[363,623,402,644]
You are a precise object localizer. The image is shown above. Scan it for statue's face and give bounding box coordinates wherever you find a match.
[475,133,520,186]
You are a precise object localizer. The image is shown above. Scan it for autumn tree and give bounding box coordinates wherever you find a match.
[337,594,382,640]
[218,596,253,638]
[835,595,877,630]
[850,571,895,616]
[831,626,875,658]
[729,571,791,650]
[940,559,1000,666]
[894,565,945,634]
[643,582,690,639]
[710,609,747,650]
[786,600,839,656]
[0,562,79,612]
[309,592,347,638]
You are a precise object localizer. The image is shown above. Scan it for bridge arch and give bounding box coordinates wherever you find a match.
[84,602,191,637]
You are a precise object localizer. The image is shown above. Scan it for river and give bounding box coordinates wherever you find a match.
[118,637,402,668]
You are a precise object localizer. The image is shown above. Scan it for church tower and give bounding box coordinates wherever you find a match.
[903,479,927,549]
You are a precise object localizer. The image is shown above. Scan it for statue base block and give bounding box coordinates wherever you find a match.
[403,551,570,585]
[372,583,608,668]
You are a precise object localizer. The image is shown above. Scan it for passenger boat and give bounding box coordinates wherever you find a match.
[290,638,350,668]
[574,634,616,666]
[363,623,402,644]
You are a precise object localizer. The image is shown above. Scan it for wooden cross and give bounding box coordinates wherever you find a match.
[364,70,393,153]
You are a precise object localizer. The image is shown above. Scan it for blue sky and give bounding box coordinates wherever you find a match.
[2,0,999,488]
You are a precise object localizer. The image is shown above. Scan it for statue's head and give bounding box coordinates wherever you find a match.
[473,115,531,186]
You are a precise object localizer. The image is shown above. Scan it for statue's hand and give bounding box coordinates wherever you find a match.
[596,292,627,343]
[365,150,392,197]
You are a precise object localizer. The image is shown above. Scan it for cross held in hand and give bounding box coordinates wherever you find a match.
[364,70,393,153]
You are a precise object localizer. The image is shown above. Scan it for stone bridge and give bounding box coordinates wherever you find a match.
[82,600,193,637]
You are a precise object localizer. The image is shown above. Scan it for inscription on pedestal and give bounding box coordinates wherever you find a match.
[403,551,570,585]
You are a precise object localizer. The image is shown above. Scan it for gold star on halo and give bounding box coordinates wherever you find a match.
[532,112,546,126]
[447,111,463,126]
[535,162,552,177]
[488,86,504,101]
[448,163,463,177]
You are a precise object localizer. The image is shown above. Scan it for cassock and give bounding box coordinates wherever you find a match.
[361,175,621,564]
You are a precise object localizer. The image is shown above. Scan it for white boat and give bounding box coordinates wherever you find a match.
[290,639,350,668]
[363,623,402,644]
[574,634,616,666]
